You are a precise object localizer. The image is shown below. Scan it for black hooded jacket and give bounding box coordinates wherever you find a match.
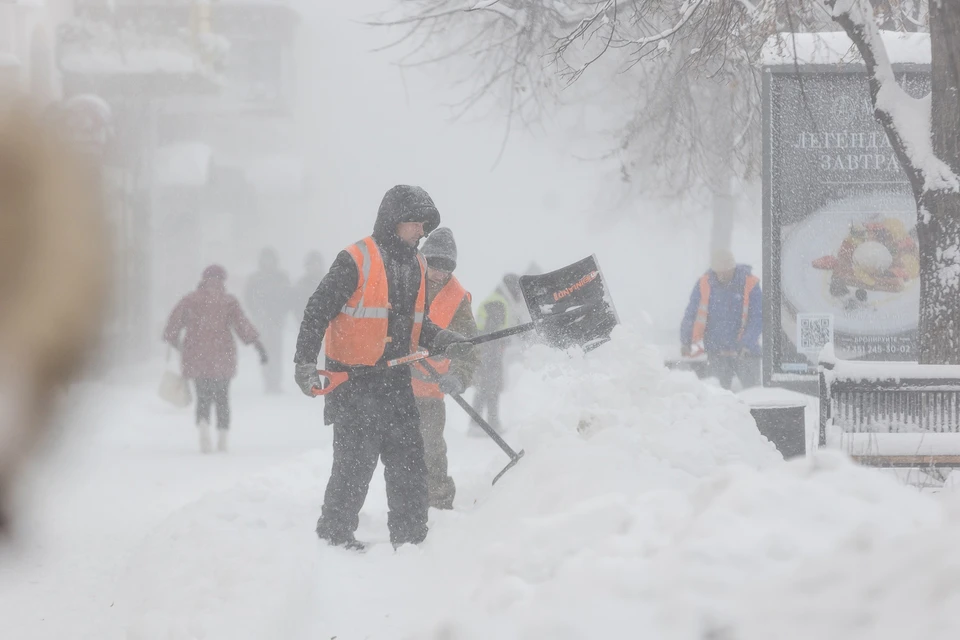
[294,185,443,369]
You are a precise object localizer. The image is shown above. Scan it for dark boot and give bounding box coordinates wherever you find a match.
[316,517,366,552]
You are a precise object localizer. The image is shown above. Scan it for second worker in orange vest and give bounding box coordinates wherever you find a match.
[293,185,472,551]
[410,228,479,510]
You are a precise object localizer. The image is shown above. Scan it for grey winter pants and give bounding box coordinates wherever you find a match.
[194,378,230,430]
[415,398,456,510]
[318,376,429,545]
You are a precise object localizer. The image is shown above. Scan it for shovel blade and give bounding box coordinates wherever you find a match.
[492,450,525,485]
[519,255,620,350]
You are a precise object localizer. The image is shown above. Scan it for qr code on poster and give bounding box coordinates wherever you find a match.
[797,314,834,354]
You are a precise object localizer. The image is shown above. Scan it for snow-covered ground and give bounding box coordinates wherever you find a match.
[4,327,960,639]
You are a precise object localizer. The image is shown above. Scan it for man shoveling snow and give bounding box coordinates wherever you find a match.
[293,185,472,551]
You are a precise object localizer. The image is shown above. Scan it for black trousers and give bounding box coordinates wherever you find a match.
[194,378,231,430]
[319,373,429,545]
[704,354,761,391]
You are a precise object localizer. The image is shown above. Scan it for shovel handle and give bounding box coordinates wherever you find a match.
[310,350,433,396]
[310,370,350,396]
[465,321,536,347]
[465,301,607,348]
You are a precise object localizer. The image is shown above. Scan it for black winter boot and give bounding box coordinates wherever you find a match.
[316,517,366,552]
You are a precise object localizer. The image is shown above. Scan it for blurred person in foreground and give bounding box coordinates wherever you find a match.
[293,185,473,551]
[680,249,762,391]
[0,100,109,532]
[245,247,293,393]
[409,228,478,510]
[164,265,268,454]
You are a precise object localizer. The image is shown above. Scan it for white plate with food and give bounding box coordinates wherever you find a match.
[781,193,919,336]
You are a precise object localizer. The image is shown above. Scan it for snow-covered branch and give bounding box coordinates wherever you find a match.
[826,0,959,195]
[624,0,707,47]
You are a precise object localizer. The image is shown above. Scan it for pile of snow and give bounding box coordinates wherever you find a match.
[762,31,930,67]
[499,328,782,476]
[730,492,960,640]
[411,331,939,638]
[119,453,326,640]
[118,327,948,639]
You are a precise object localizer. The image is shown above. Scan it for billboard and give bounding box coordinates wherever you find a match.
[763,66,929,389]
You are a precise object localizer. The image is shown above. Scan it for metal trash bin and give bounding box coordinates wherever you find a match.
[749,402,806,459]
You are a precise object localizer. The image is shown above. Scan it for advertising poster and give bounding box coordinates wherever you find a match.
[763,68,929,388]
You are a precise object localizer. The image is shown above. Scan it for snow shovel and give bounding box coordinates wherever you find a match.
[452,254,619,483]
[311,255,620,481]
[310,254,619,395]
[307,300,604,398]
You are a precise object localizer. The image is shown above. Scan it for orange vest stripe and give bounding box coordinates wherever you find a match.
[412,276,470,399]
[690,272,758,347]
[690,274,711,345]
[325,237,426,366]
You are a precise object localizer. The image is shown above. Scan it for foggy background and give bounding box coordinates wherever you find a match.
[148,0,762,358]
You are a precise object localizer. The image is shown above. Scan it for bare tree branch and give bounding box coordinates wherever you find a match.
[368,0,921,202]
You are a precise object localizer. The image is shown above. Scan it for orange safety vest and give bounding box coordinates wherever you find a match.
[411,276,471,399]
[690,272,760,346]
[324,236,426,366]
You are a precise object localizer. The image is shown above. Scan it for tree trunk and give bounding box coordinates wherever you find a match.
[710,180,735,255]
[709,83,736,256]
[918,0,960,364]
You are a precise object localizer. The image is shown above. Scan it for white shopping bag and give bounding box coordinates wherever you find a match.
[158,349,192,408]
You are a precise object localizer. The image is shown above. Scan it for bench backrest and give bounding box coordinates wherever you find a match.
[819,368,960,446]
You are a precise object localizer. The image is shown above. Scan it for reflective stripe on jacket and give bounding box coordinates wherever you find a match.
[690,272,760,346]
[324,236,426,366]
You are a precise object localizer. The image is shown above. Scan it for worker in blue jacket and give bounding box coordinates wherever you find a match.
[680,249,762,390]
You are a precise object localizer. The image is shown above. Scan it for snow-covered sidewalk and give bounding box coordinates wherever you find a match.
[0,357,329,640]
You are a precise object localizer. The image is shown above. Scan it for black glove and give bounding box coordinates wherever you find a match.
[254,340,268,365]
[294,362,321,397]
[432,329,473,359]
[437,374,465,396]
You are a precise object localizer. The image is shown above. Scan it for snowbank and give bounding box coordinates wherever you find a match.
[730,492,960,640]
[410,330,939,639]
[500,328,782,476]
[120,453,326,640]
[762,31,930,67]
[417,452,939,640]
[118,327,947,639]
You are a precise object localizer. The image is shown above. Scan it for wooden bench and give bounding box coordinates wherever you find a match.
[819,350,960,468]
